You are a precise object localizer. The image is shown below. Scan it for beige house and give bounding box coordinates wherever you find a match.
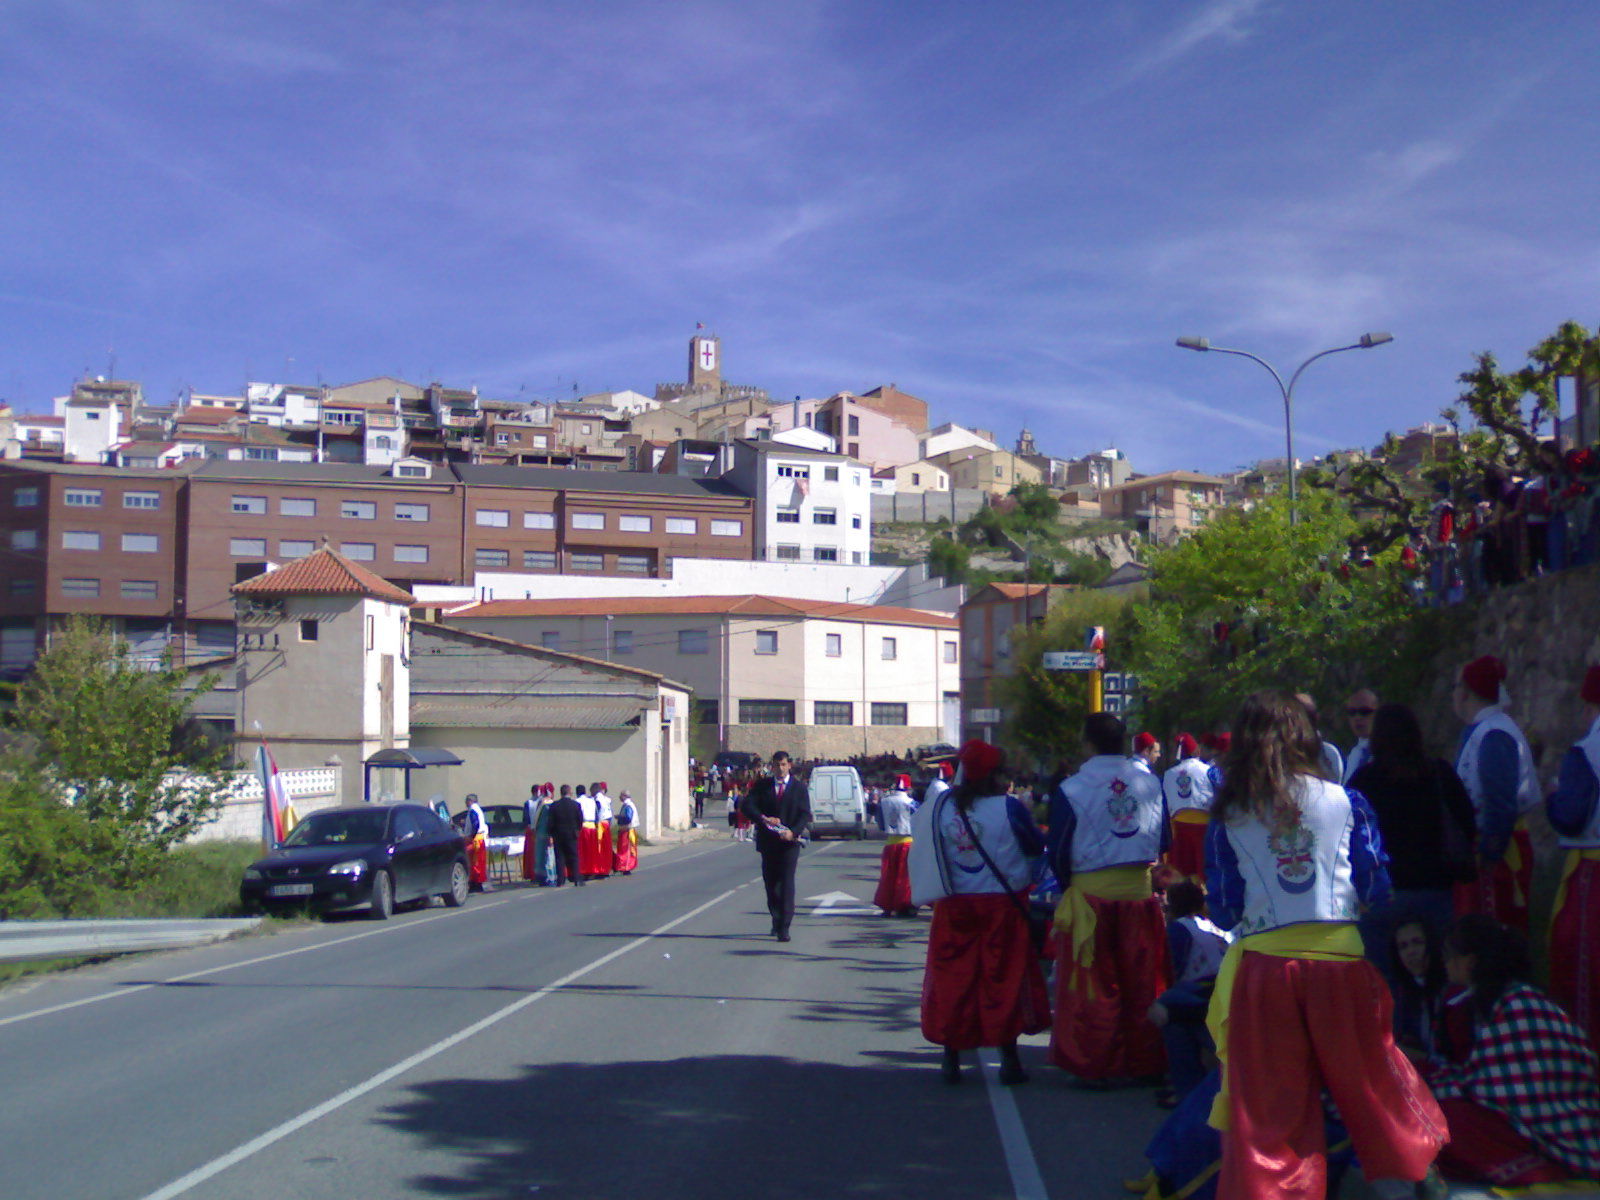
[434,594,962,760]
[1098,470,1227,540]
[871,460,950,495]
[931,447,1042,496]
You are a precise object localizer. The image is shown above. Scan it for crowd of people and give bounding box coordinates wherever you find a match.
[457,782,640,890]
[903,655,1600,1198]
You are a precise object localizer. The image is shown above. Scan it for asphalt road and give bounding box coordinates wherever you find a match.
[0,836,1177,1200]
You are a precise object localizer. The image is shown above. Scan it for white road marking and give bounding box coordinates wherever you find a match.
[977,1049,1049,1200]
[137,883,748,1200]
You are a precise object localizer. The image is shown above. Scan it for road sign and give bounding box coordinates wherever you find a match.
[1042,651,1100,671]
[1103,694,1126,714]
[1103,672,1125,693]
[969,707,1001,724]
[1124,674,1142,692]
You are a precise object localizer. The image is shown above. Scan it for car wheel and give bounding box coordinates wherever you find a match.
[442,860,469,908]
[369,870,394,921]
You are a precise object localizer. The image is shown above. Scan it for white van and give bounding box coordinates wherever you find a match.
[806,765,866,839]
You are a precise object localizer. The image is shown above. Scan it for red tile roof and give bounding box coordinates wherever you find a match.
[447,594,956,629]
[232,546,416,605]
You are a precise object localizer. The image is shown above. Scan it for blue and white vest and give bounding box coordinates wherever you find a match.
[1342,739,1371,784]
[1220,777,1361,936]
[879,791,914,836]
[1456,706,1540,817]
[912,791,1034,897]
[1163,758,1214,814]
[1559,716,1600,849]
[1175,914,1232,984]
[1060,755,1164,873]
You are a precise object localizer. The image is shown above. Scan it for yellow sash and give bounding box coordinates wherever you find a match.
[1171,809,1210,826]
[1551,847,1600,928]
[885,835,912,846]
[1205,922,1365,1131]
[1504,815,1532,906]
[1052,865,1153,975]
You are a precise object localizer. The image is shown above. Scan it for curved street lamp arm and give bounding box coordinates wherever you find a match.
[1284,341,1369,396]
[1200,344,1289,403]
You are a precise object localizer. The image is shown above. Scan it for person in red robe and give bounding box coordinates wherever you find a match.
[612,790,639,875]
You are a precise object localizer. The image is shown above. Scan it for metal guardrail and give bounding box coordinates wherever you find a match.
[0,918,262,962]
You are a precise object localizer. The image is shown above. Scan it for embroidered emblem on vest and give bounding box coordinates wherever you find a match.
[1269,823,1316,894]
[1107,777,1139,838]
[1175,774,1193,800]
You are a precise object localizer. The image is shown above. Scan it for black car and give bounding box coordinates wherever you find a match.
[713,751,762,773]
[240,803,470,919]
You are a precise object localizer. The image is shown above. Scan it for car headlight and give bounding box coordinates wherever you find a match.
[243,867,262,881]
[328,859,367,875]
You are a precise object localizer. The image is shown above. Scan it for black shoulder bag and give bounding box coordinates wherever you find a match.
[955,803,1050,954]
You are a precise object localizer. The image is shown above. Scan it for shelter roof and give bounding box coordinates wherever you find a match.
[232,546,416,606]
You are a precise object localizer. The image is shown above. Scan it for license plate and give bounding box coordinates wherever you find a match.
[270,883,314,897]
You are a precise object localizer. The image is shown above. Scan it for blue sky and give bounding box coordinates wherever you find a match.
[2,1,1596,474]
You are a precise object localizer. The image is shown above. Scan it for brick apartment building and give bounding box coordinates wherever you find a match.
[0,458,755,672]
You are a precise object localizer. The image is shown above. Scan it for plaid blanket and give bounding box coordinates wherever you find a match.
[1431,983,1600,1178]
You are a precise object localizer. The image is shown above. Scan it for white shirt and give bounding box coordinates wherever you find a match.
[592,791,613,822]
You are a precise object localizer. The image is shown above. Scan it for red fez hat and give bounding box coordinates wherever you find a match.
[1211,732,1232,754]
[1133,732,1158,753]
[1583,665,1600,706]
[939,761,955,780]
[1460,655,1507,702]
[1176,732,1199,758]
[958,739,1003,782]
[895,774,912,791]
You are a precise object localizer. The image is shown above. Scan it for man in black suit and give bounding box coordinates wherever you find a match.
[741,751,812,942]
[545,785,585,887]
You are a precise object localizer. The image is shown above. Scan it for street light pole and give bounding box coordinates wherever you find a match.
[1175,332,1393,525]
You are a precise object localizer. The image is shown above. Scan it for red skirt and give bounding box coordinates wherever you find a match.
[1453,827,1534,933]
[1220,952,1446,1200]
[1168,813,1209,880]
[521,829,538,881]
[1049,892,1169,1080]
[921,893,1050,1050]
[1549,856,1600,1052]
[467,837,489,886]
[874,841,913,913]
[1436,1098,1574,1187]
[613,828,639,874]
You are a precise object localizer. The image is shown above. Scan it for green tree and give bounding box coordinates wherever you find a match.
[927,534,971,584]
[8,619,231,876]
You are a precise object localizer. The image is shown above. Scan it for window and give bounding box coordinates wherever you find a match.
[394,503,429,522]
[852,551,863,564]
[994,466,1003,479]
[570,552,604,571]
[62,530,101,551]
[665,517,696,534]
[825,633,842,657]
[14,487,39,507]
[814,547,839,562]
[618,515,651,533]
[475,509,509,527]
[776,465,809,479]
[279,539,314,558]
[755,630,778,655]
[851,515,862,529]
[395,463,429,478]
[774,544,800,560]
[532,434,548,449]
[815,701,853,725]
[64,488,102,507]
[10,577,37,597]
[944,640,958,663]
[475,548,510,568]
[231,495,267,515]
[871,703,909,726]
[678,629,709,655]
[775,509,800,524]
[299,619,319,642]
[739,699,796,725]
[696,699,719,725]
[342,500,376,520]
[230,537,267,557]
[710,519,741,537]
[340,542,376,561]
[824,465,840,481]
[911,473,921,486]
[61,577,100,597]
[372,436,392,450]
[121,580,158,600]
[279,497,316,517]
[812,508,837,525]
[522,550,556,570]
[613,630,634,654]
[846,416,860,437]
[11,530,37,551]
[523,512,555,530]
[571,512,605,530]
[244,447,277,461]
[616,555,650,575]
[121,533,158,553]
[123,491,160,509]
[580,423,593,435]
[541,632,561,649]
[495,432,513,445]
[881,637,898,660]
[394,545,428,564]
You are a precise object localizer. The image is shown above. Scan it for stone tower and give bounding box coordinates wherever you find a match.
[688,332,722,393]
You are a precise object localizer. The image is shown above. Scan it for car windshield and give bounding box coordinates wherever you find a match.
[281,810,390,847]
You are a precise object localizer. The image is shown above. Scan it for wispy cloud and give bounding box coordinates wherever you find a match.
[1128,0,1272,77]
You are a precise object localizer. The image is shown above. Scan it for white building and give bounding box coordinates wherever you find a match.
[436,594,962,759]
[245,382,323,427]
[721,439,872,566]
[920,422,998,461]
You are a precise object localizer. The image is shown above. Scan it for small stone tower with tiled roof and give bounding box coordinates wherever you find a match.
[231,546,415,802]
